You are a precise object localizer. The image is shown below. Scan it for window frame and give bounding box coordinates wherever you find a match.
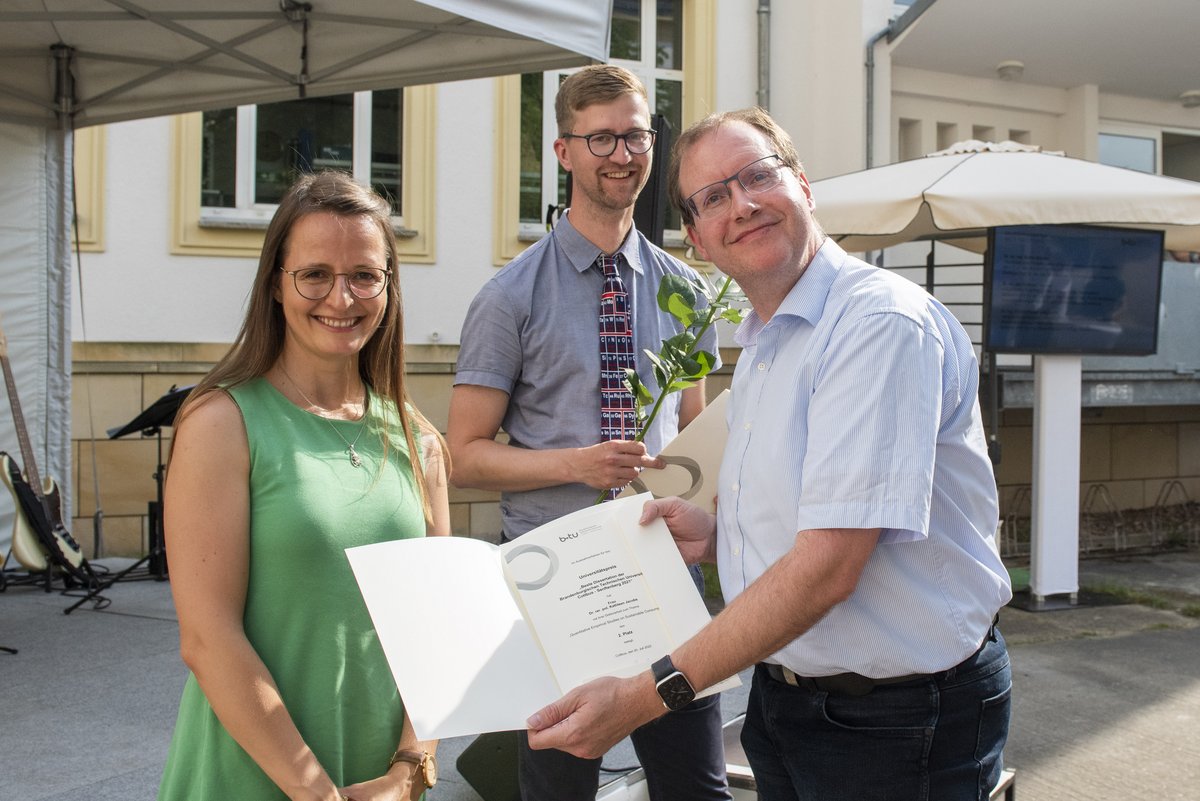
[171,85,436,262]
[72,125,106,252]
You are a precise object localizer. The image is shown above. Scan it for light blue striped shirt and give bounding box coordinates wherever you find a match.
[717,239,1011,677]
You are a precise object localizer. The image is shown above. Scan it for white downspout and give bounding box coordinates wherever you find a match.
[757,0,770,110]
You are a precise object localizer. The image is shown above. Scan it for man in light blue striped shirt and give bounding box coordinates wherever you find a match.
[528,108,1013,801]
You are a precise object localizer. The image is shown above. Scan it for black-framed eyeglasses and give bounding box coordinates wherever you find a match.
[280,266,391,300]
[560,128,656,157]
[686,154,787,221]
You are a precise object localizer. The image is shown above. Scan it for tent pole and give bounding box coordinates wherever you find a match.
[52,44,75,129]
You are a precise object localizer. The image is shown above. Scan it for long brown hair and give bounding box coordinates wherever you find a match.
[178,171,445,523]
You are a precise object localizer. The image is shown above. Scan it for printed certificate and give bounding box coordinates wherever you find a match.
[347,493,737,740]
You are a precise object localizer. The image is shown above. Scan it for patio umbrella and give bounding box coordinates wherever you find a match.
[810,140,1200,253]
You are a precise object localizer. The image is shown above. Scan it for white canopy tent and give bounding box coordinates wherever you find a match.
[0,1,610,128]
[0,0,610,558]
[810,140,1200,607]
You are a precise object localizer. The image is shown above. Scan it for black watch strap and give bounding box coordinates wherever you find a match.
[651,655,697,711]
[651,655,676,683]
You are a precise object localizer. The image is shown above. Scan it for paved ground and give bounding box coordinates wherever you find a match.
[2,549,1198,800]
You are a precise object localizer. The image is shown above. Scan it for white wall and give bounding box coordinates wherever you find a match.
[397,79,496,347]
[72,116,257,344]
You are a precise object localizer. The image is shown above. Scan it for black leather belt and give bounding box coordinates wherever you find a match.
[761,663,928,696]
[762,617,1000,697]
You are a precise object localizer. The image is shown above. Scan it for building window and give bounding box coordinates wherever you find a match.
[1162,132,1200,183]
[200,90,403,226]
[173,86,435,261]
[517,0,687,240]
[1099,128,1200,183]
[1099,132,1157,174]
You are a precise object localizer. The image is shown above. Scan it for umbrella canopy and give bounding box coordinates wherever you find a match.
[0,0,609,129]
[810,140,1200,253]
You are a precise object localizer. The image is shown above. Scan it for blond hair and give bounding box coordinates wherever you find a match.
[555,64,648,134]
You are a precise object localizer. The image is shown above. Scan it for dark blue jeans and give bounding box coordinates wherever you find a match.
[516,691,730,801]
[742,631,1012,801]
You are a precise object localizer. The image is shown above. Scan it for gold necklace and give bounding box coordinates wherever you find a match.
[277,365,368,468]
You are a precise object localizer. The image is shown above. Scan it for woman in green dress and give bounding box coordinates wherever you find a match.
[159,171,448,801]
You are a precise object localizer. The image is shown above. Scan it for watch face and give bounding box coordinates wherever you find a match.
[657,673,696,711]
[423,753,438,786]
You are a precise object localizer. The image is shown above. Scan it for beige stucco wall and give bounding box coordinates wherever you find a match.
[69,343,736,558]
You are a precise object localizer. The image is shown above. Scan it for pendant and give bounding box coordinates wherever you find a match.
[348,445,363,468]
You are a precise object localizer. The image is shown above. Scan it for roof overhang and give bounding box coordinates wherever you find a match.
[887,0,1200,105]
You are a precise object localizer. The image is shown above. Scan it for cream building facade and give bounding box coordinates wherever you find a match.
[55,0,1200,559]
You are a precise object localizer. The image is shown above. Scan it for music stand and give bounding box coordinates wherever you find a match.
[64,385,192,613]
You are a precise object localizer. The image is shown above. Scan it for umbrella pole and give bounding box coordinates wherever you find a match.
[1027,355,1082,609]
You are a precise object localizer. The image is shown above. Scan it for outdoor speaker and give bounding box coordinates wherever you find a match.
[632,113,674,248]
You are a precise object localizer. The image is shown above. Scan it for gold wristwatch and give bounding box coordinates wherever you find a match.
[388,748,438,789]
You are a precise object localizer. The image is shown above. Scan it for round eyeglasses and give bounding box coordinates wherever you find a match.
[560,129,656,158]
[280,267,391,301]
[686,154,786,221]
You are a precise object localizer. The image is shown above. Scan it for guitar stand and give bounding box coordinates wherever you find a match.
[64,433,169,614]
[63,385,189,615]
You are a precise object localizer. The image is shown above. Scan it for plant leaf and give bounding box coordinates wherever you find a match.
[666,332,697,352]
[658,274,697,312]
[696,351,715,378]
[645,348,669,376]
[624,368,654,406]
[666,294,696,327]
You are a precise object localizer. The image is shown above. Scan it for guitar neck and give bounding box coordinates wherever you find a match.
[0,347,44,493]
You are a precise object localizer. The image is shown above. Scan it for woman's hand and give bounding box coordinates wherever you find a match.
[340,763,423,801]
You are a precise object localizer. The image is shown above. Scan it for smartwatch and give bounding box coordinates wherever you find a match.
[388,749,438,789]
[651,655,697,711]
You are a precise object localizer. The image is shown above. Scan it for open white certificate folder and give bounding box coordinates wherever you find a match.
[347,493,738,740]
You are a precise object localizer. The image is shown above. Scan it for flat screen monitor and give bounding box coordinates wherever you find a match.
[984,224,1164,355]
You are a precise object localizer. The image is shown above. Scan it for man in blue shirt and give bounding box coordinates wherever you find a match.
[526,108,1013,801]
[448,65,728,801]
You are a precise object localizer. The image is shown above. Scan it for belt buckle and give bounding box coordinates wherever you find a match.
[777,666,876,697]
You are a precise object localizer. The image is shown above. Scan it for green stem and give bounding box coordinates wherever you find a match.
[592,275,738,505]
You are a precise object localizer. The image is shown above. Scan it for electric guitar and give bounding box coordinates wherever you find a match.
[0,314,88,580]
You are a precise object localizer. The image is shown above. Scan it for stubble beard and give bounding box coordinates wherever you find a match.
[576,166,649,215]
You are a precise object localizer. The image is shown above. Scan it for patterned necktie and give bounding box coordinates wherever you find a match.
[598,254,639,469]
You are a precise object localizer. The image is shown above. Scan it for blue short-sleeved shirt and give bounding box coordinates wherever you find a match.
[717,239,1011,677]
[456,212,720,538]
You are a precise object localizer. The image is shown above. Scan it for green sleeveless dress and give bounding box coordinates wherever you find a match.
[158,377,426,799]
